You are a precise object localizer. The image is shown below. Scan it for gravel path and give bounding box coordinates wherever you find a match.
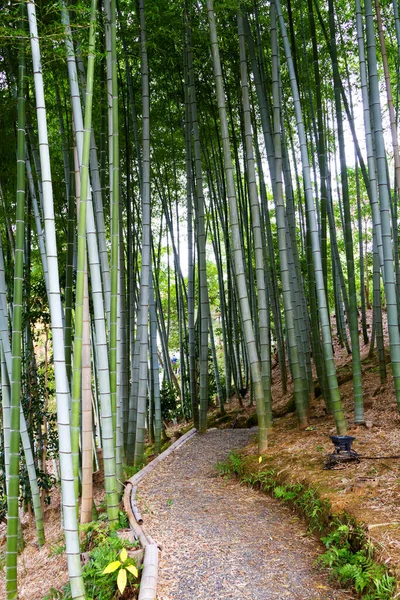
[138,429,354,600]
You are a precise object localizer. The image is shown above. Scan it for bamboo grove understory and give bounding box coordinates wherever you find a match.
[1,0,400,596]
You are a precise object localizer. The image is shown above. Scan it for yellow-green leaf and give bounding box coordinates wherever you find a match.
[117,567,127,594]
[102,561,121,574]
[258,456,262,463]
[126,564,138,578]
[119,548,128,563]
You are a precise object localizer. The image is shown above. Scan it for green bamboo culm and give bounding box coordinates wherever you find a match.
[133,0,151,466]
[71,0,98,503]
[28,0,85,595]
[364,0,400,408]
[273,0,347,434]
[109,0,119,449]
[6,5,25,598]
[185,8,212,430]
[270,2,308,427]
[328,0,364,424]
[206,0,268,453]
[237,9,272,430]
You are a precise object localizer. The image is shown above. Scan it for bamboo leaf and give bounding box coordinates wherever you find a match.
[126,564,138,578]
[117,568,127,594]
[102,561,121,574]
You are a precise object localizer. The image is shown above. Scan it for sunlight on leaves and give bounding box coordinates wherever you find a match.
[117,568,127,594]
[126,564,139,578]
[102,560,121,574]
[119,547,128,563]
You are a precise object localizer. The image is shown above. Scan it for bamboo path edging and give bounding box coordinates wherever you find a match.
[123,428,197,600]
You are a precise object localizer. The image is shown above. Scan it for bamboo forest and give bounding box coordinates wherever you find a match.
[2,0,400,598]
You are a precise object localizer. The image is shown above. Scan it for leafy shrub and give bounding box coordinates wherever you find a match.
[123,464,144,480]
[118,510,129,529]
[80,519,111,553]
[81,536,139,599]
[47,530,139,600]
[294,487,331,532]
[319,522,396,599]
[216,451,246,478]
[160,379,180,422]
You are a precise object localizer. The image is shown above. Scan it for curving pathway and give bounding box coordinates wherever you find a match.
[138,429,354,600]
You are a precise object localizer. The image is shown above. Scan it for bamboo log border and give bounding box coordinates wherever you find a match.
[123,428,197,600]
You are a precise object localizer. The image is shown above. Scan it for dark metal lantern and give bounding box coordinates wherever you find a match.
[330,435,355,453]
[324,435,359,469]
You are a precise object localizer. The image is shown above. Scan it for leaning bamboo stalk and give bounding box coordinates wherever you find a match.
[70,0,97,504]
[80,266,93,524]
[186,18,209,431]
[108,0,120,445]
[1,344,10,487]
[364,0,400,408]
[61,0,118,523]
[75,49,111,324]
[354,0,383,273]
[375,0,400,199]
[270,4,308,427]
[134,0,152,466]
[238,9,272,429]
[26,155,49,296]
[328,0,364,425]
[274,0,347,434]
[90,128,111,320]
[28,1,84,596]
[6,6,26,594]
[0,244,44,547]
[149,278,161,454]
[183,34,198,428]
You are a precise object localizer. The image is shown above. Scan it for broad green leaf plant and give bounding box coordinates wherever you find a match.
[102,548,138,595]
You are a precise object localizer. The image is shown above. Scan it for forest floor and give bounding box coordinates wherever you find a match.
[1,310,400,598]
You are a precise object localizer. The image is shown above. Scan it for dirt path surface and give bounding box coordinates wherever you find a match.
[138,429,354,600]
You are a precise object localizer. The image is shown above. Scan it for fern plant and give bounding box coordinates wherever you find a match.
[216,452,246,477]
[273,485,299,501]
[294,488,330,532]
[319,520,396,599]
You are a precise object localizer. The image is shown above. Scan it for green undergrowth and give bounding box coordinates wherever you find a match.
[123,463,145,481]
[43,513,140,600]
[217,452,397,599]
[179,422,195,435]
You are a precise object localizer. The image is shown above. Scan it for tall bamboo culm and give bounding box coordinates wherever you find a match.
[27,1,85,596]
[206,0,268,452]
[6,5,25,596]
